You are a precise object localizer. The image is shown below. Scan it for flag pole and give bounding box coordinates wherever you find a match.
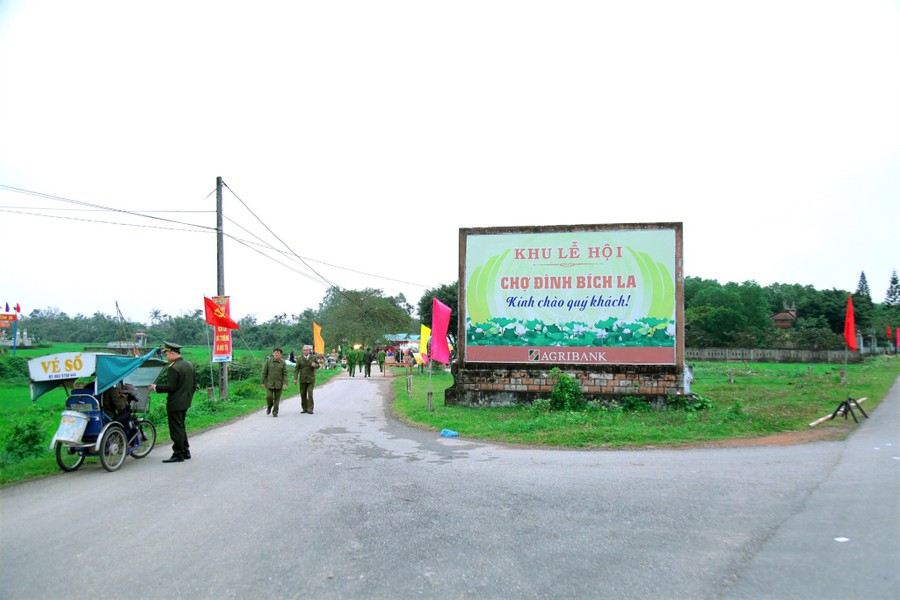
[842,347,848,385]
[427,356,433,411]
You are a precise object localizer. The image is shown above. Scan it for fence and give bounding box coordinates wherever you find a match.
[685,347,864,363]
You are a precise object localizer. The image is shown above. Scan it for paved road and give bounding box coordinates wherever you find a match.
[1,372,898,599]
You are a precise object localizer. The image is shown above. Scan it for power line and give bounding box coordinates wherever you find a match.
[0,184,217,231]
[1,182,433,299]
[0,207,211,234]
[223,181,340,290]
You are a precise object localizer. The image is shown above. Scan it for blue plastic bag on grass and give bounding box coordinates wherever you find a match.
[440,429,459,437]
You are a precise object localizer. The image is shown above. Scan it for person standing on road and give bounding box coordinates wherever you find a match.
[363,346,374,377]
[347,346,357,377]
[149,341,196,463]
[377,347,386,373]
[261,347,289,417]
[293,344,319,414]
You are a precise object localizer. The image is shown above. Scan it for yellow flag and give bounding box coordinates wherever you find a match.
[313,322,325,355]
[420,324,431,356]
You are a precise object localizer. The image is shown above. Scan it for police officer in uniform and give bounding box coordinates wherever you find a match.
[292,345,319,414]
[149,341,196,463]
[261,347,288,417]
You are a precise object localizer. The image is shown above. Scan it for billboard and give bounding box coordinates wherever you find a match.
[461,223,682,365]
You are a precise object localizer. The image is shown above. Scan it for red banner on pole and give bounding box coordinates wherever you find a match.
[843,296,857,352]
[209,296,234,362]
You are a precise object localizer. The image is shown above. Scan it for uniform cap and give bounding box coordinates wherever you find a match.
[163,341,183,353]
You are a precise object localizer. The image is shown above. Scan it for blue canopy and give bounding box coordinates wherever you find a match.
[95,349,166,395]
[29,349,166,402]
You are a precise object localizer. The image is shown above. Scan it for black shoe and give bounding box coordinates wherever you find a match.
[266,407,271,415]
[273,413,278,418]
[162,455,184,463]
[184,451,191,460]
[301,410,308,414]
[308,411,314,415]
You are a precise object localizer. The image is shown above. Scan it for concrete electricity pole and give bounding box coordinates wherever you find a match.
[216,176,229,399]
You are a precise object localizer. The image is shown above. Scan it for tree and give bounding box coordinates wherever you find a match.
[417,282,459,346]
[856,271,871,298]
[791,316,843,349]
[685,281,769,347]
[884,269,900,312]
[685,305,748,347]
[796,288,848,334]
[852,271,875,331]
[317,287,412,350]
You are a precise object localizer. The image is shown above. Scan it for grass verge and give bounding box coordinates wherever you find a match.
[389,357,899,448]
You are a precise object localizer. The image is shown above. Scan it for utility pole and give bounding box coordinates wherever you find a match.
[217,176,229,399]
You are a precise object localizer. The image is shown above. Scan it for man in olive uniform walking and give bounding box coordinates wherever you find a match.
[363,347,373,377]
[261,347,288,417]
[293,345,319,414]
[149,341,196,463]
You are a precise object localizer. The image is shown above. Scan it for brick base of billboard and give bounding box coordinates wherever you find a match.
[444,363,685,407]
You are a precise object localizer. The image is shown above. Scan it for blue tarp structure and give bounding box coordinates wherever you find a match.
[29,349,166,402]
[94,349,166,394]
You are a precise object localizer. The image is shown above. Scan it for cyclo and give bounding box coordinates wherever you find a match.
[29,349,166,472]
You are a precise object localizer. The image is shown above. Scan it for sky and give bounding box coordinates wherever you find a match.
[1,1,898,327]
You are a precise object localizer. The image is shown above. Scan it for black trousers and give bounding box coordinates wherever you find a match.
[167,409,189,456]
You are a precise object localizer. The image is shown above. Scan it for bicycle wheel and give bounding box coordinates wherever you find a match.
[55,442,85,472]
[130,419,157,459]
[99,426,127,472]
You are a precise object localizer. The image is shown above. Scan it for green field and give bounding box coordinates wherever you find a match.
[1,344,897,486]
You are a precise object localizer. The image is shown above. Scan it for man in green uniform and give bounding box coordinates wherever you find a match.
[347,347,357,377]
[377,348,386,373]
[292,345,319,414]
[363,347,373,377]
[149,341,196,463]
[261,347,288,417]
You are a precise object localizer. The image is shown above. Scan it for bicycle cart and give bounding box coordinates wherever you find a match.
[29,349,166,473]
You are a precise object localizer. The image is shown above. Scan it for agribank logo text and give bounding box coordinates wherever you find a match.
[528,349,608,363]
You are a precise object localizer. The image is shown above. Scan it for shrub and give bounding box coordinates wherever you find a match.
[620,395,650,412]
[3,415,46,462]
[0,356,29,384]
[548,368,585,411]
[530,398,552,414]
[666,393,714,412]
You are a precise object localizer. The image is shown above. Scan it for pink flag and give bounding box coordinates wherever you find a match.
[431,298,452,364]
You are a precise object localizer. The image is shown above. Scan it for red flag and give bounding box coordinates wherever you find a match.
[888,325,893,340]
[843,296,856,351]
[14,303,20,313]
[204,296,240,330]
[430,298,452,364]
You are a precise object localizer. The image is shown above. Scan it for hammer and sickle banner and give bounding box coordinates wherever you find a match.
[204,296,238,362]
